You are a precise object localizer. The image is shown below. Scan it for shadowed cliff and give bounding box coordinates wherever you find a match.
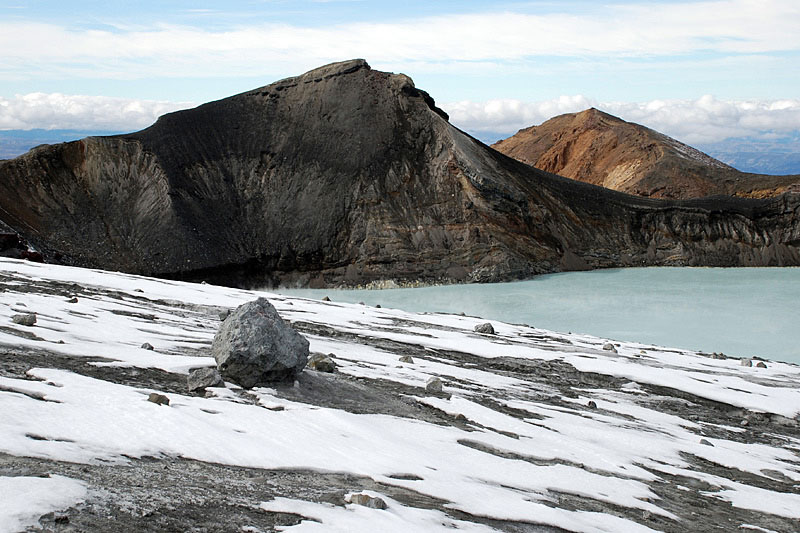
[1,60,799,287]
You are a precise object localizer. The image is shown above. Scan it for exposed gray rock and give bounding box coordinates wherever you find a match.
[602,343,617,353]
[700,439,714,447]
[67,297,78,303]
[756,361,767,368]
[398,355,414,364]
[219,309,230,321]
[587,400,598,409]
[187,367,224,392]
[307,354,336,373]
[474,323,495,335]
[141,342,154,351]
[212,298,309,387]
[425,377,443,393]
[147,393,170,406]
[11,313,36,326]
[741,359,753,367]
[347,493,388,510]
[322,296,330,302]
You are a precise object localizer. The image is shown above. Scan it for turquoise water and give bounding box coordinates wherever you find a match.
[275,267,800,364]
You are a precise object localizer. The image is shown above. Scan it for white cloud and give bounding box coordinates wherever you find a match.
[443,96,800,145]
[0,0,798,80]
[0,93,194,131]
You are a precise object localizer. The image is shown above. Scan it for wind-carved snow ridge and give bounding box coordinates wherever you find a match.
[1,257,799,532]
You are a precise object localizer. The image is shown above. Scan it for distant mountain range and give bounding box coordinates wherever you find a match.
[492,109,800,199]
[0,129,123,160]
[697,137,800,176]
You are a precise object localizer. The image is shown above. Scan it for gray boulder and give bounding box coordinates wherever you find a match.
[147,393,170,406]
[741,359,753,367]
[347,493,388,510]
[188,367,225,392]
[12,313,36,326]
[141,342,154,351]
[426,376,443,393]
[398,355,414,364]
[602,343,617,353]
[212,298,309,388]
[474,322,495,334]
[308,353,336,373]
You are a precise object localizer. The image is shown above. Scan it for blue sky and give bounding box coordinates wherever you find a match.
[1,0,799,147]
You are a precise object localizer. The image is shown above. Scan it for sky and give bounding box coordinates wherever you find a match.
[1,0,799,147]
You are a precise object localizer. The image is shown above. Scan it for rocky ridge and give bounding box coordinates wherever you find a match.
[1,61,799,287]
[492,108,800,200]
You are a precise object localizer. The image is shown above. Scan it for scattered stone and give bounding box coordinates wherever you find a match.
[134,289,144,293]
[67,297,78,303]
[54,515,70,525]
[211,297,309,388]
[141,342,154,351]
[474,322,495,334]
[398,355,414,364]
[459,312,466,316]
[15,302,26,307]
[375,304,381,308]
[602,343,617,353]
[699,438,714,447]
[147,393,170,406]
[187,367,224,392]
[756,361,767,368]
[425,377,443,393]
[12,313,36,326]
[322,296,331,302]
[219,309,230,321]
[587,400,597,409]
[740,359,752,367]
[454,413,467,421]
[741,419,749,427]
[640,350,647,354]
[346,493,387,510]
[307,353,336,373]
[711,352,727,360]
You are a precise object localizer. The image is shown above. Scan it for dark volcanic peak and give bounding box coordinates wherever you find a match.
[1,61,799,287]
[493,108,800,200]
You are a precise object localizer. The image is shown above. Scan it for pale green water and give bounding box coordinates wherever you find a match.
[276,267,800,364]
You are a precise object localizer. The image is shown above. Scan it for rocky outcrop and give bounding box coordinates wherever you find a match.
[212,298,309,387]
[1,60,799,287]
[492,108,800,199]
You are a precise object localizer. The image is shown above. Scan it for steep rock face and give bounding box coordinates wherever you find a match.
[1,60,799,287]
[492,108,800,199]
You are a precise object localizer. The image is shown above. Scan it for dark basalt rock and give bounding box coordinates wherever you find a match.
[1,59,799,287]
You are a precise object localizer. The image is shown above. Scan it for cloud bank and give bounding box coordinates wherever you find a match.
[443,96,800,146]
[2,92,798,149]
[0,93,193,131]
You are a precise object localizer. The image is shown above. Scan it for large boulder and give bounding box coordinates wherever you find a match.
[212,298,309,387]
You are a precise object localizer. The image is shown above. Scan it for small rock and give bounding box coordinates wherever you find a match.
[474,322,494,334]
[740,359,752,367]
[454,413,467,421]
[12,313,36,326]
[587,400,597,409]
[322,296,331,302]
[147,393,170,406]
[375,304,381,308]
[347,493,387,510]
[425,376,443,393]
[602,343,617,353]
[141,342,154,351]
[134,289,144,293]
[398,355,414,364]
[756,361,767,368]
[54,515,70,525]
[307,353,336,373]
[699,438,714,447]
[187,367,224,392]
[67,297,78,303]
[741,419,749,427]
[459,312,466,316]
[219,309,230,321]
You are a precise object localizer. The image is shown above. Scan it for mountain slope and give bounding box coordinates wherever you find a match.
[492,108,800,199]
[1,61,799,287]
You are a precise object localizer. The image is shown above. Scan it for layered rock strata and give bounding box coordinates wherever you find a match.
[1,60,799,287]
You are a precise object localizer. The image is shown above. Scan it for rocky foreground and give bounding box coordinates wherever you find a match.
[1,257,800,532]
[1,60,800,287]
